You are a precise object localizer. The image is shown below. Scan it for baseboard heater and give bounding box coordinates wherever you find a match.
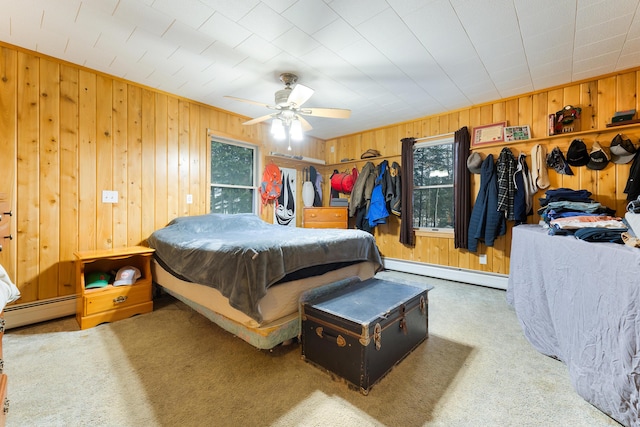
[382,258,508,290]
[3,295,77,330]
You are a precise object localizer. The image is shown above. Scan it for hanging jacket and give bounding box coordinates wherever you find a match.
[496,147,517,221]
[624,151,640,201]
[468,154,506,252]
[355,205,374,234]
[349,161,376,217]
[389,161,401,216]
[367,160,390,227]
[513,153,536,224]
[309,166,322,207]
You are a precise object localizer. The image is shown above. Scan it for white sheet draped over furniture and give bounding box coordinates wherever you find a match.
[506,224,639,426]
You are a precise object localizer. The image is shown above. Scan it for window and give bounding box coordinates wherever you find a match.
[210,137,258,214]
[413,137,454,231]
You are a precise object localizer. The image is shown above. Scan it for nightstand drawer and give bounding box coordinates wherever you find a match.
[84,282,151,316]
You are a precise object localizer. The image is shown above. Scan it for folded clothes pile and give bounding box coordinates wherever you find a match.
[538,188,615,223]
[538,188,626,243]
[572,227,627,243]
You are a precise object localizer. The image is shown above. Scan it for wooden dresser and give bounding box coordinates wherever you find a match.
[303,207,348,229]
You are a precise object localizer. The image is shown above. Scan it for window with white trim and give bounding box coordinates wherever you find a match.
[413,137,455,231]
[210,137,258,214]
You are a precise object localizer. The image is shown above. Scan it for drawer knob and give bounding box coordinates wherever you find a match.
[113,295,128,304]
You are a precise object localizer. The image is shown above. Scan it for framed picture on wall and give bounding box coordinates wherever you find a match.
[472,122,506,147]
[503,125,531,142]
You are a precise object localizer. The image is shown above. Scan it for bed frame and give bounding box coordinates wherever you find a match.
[151,259,378,349]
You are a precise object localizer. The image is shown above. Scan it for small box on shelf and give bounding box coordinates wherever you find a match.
[607,110,640,127]
[612,109,636,123]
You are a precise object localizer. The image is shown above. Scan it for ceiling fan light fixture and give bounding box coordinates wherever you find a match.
[271,118,285,140]
[228,72,351,142]
[290,118,303,141]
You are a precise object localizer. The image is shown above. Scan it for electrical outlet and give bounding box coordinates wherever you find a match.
[186,194,193,204]
[330,146,335,153]
[479,254,487,265]
[102,190,118,203]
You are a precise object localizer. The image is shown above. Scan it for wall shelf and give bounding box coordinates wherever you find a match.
[325,154,400,168]
[470,122,640,151]
[265,154,326,170]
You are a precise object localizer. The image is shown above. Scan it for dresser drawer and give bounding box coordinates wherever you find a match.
[303,207,348,229]
[84,281,152,316]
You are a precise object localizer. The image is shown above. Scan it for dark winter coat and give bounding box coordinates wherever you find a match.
[624,151,640,201]
[468,154,506,253]
[389,161,401,216]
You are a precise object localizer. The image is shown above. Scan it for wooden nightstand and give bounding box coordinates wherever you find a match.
[74,246,154,330]
[303,207,348,229]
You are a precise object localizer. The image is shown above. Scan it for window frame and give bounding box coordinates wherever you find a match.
[208,135,259,214]
[412,136,455,235]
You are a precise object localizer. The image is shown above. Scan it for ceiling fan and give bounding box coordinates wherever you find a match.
[224,73,351,136]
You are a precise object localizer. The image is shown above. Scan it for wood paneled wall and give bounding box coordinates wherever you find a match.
[0,43,324,305]
[1,39,639,306]
[325,69,640,277]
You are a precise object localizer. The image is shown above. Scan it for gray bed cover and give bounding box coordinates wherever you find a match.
[148,213,383,322]
[507,224,640,426]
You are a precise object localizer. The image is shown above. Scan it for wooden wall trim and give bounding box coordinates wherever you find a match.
[1,36,638,305]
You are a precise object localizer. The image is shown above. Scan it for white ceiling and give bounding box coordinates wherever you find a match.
[1,0,640,140]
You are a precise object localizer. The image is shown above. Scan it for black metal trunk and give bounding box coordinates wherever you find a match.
[301,278,432,395]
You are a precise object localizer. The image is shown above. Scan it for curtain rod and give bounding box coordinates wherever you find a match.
[414,132,455,142]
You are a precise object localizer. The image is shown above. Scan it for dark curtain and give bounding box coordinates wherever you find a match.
[399,137,415,246]
[453,127,471,249]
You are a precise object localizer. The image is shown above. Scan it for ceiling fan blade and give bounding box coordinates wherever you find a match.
[287,84,314,107]
[300,107,351,119]
[224,95,273,109]
[242,114,274,126]
[297,115,313,131]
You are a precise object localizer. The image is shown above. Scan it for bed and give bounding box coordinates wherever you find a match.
[147,213,383,349]
[507,224,640,426]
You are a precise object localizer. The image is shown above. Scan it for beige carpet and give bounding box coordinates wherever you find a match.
[3,271,620,427]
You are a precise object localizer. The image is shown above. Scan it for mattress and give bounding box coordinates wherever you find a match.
[147,213,383,322]
[152,259,378,348]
